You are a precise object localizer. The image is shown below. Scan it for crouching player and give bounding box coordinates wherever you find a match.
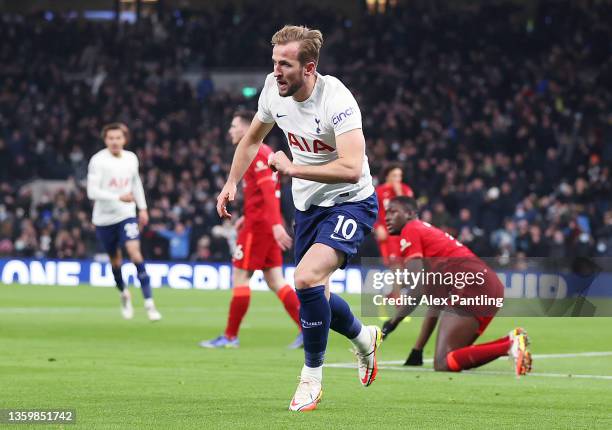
[87,123,161,321]
[200,110,302,349]
[382,196,532,376]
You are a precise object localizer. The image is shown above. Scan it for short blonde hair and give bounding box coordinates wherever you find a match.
[101,122,130,142]
[271,25,323,65]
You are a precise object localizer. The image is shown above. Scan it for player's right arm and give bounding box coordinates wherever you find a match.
[87,156,120,201]
[382,257,426,338]
[217,117,274,219]
[382,224,425,338]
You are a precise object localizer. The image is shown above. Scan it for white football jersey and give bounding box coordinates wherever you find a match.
[87,149,147,226]
[257,72,374,211]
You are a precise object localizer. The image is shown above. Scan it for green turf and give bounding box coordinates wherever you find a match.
[1,284,611,429]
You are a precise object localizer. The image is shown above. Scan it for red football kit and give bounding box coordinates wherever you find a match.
[232,144,283,270]
[375,183,414,264]
[224,144,301,340]
[399,219,504,334]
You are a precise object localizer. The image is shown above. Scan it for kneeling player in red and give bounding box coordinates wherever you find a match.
[381,196,532,376]
[200,111,302,349]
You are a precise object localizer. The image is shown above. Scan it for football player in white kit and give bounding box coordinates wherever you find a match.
[216,26,381,411]
[87,123,162,321]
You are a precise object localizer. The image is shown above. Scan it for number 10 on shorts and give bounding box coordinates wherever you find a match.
[332,215,357,240]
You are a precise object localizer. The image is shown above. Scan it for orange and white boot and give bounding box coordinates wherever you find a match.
[289,376,322,412]
[355,325,383,387]
[509,328,532,376]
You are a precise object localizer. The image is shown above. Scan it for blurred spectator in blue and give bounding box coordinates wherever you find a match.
[155,222,192,260]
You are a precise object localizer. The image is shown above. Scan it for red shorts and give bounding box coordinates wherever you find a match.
[232,224,282,270]
[475,316,494,336]
[377,236,402,265]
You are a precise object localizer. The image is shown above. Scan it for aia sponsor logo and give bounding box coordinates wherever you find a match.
[108,177,129,188]
[287,132,334,153]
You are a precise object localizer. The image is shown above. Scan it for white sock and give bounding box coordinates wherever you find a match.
[301,365,323,382]
[350,325,372,353]
[144,298,155,309]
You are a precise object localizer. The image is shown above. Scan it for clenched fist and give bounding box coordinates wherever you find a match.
[268,151,294,176]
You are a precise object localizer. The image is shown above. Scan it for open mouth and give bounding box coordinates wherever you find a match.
[277,80,288,91]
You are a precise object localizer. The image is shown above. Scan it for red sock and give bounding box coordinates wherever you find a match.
[446,336,511,371]
[224,285,251,339]
[277,285,301,329]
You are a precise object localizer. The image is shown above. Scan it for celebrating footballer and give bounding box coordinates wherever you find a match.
[217,25,382,411]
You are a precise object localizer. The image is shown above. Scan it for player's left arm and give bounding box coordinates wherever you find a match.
[269,82,364,184]
[403,308,439,366]
[381,257,426,338]
[381,224,425,338]
[132,157,149,227]
[269,129,364,184]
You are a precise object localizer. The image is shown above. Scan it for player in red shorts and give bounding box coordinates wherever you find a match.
[374,164,414,265]
[381,196,532,376]
[200,110,302,349]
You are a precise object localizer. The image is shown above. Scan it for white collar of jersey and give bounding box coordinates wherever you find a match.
[106,148,124,158]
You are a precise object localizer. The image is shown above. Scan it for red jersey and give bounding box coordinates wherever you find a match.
[399,219,474,260]
[375,183,414,229]
[400,219,503,317]
[242,144,282,226]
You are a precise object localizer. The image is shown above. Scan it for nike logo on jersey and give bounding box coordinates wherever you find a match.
[400,239,412,252]
[276,113,287,118]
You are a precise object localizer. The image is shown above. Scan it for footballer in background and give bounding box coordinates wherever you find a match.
[382,196,532,376]
[200,110,302,349]
[87,123,162,321]
[374,164,414,265]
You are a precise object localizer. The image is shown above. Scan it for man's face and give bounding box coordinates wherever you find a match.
[104,129,126,156]
[228,117,248,145]
[385,201,411,235]
[386,168,403,184]
[272,42,306,97]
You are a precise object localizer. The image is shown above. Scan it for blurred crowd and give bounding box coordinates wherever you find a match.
[0,1,611,265]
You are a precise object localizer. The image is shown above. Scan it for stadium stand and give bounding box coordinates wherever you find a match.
[0,1,610,263]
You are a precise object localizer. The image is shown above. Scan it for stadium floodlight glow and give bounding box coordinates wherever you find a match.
[242,87,258,98]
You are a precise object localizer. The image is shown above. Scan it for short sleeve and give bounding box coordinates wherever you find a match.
[400,224,424,260]
[326,81,362,136]
[256,74,275,124]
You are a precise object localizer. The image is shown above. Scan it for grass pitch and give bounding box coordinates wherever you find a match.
[1,284,611,429]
